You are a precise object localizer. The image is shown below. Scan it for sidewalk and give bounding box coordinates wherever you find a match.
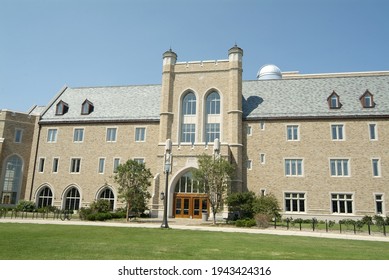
[1,217,388,242]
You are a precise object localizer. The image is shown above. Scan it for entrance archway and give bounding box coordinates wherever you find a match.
[173,171,208,219]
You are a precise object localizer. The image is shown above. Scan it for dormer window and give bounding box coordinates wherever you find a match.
[360,90,375,108]
[81,99,94,115]
[56,100,69,115]
[327,91,342,109]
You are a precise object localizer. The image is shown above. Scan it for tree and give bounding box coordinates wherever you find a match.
[114,159,152,222]
[193,154,235,225]
[226,191,257,220]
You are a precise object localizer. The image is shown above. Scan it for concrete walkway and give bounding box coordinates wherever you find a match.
[1,217,388,242]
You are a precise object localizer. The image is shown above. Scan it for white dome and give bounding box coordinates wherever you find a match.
[257,64,282,80]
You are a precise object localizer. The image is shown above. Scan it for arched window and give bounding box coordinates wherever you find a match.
[181,92,196,144]
[174,171,204,194]
[99,187,115,211]
[1,155,23,205]
[37,186,53,208]
[205,91,221,143]
[64,187,80,210]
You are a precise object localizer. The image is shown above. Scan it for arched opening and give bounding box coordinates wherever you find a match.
[63,187,81,210]
[36,186,53,208]
[173,171,208,219]
[97,186,115,211]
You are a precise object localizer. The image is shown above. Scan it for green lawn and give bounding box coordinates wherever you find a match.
[1,223,388,260]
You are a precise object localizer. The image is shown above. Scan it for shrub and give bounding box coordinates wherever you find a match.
[253,193,281,219]
[226,191,257,219]
[235,218,256,228]
[16,200,36,212]
[90,199,111,214]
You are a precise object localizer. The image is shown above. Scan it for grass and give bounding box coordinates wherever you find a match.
[1,223,389,260]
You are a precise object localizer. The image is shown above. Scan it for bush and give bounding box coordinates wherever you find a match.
[235,218,256,228]
[226,191,257,219]
[16,200,36,212]
[90,199,111,214]
[253,193,281,219]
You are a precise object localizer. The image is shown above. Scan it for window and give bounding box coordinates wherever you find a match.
[285,159,303,176]
[133,158,145,164]
[64,187,80,210]
[330,159,349,176]
[375,194,384,215]
[327,91,342,109]
[73,128,84,142]
[286,125,299,141]
[174,171,204,194]
[181,92,196,144]
[106,128,117,142]
[205,91,221,143]
[247,125,252,136]
[1,155,23,204]
[81,99,94,115]
[70,158,81,173]
[181,124,196,144]
[37,186,53,208]
[285,193,305,212]
[99,187,115,211]
[331,124,344,140]
[360,90,375,108]
[260,121,265,130]
[52,158,59,173]
[113,158,120,173]
[38,158,45,173]
[247,160,252,170]
[331,193,353,214]
[14,129,23,143]
[260,153,265,164]
[135,127,146,142]
[369,123,377,140]
[98,158,105,174]
[56,100,69,115]
[372,159,381,177]
[47,129,58,143]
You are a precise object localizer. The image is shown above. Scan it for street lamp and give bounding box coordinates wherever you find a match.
[161,139,172,228]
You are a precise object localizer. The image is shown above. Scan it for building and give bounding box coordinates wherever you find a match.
[0,109,40,205]
[2,45,389,221]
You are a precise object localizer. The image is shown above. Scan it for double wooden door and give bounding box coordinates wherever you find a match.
[174,194,208,219]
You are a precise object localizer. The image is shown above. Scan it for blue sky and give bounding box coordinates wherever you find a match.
[1,0,388,112]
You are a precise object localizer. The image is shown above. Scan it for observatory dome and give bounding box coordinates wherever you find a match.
[257,64,282,80]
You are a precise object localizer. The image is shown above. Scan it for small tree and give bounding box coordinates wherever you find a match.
[226,191,257,220]
[253,193,281,227]
[114,159,152,222]
[193,154,235,225]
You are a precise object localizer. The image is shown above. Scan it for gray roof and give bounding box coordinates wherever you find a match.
[243,74,389,119]
[40,85,162,123]
[40,73,389,123]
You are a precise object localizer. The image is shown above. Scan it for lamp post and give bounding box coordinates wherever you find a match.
[161,139,172,228]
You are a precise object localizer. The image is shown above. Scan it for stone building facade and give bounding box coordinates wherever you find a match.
[2,45,388,221]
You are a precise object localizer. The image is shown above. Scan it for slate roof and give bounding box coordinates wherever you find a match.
[242,74,389,119]
[40,73,389,123]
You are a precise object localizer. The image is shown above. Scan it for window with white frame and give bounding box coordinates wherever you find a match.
[285,159,303,176]
[70,158,81,173]
[52,158,59,173]
[135,127,146,142]
[375,194,384,215]
[286,125,299,141]
[47,129,58,143]
[73,128,84,142]
[260,121,265,130]
[181,92,196,144]
[37,186,53,208]
[247,125,252,136]
[133,158,145,164]
[98,158,105,174]
[205,91,221,143]
[38,158,45,173]
[331,193,353,214]
[285,192,305,212]
[14,129,23,143]
[99,187,115,211]
[247,160,252,170]
[331,124,344,140]
[106,128,117,142]
[330,159,349,176]
[369,123,377,140]
[113,158,120,173]
[372,159,381,177]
